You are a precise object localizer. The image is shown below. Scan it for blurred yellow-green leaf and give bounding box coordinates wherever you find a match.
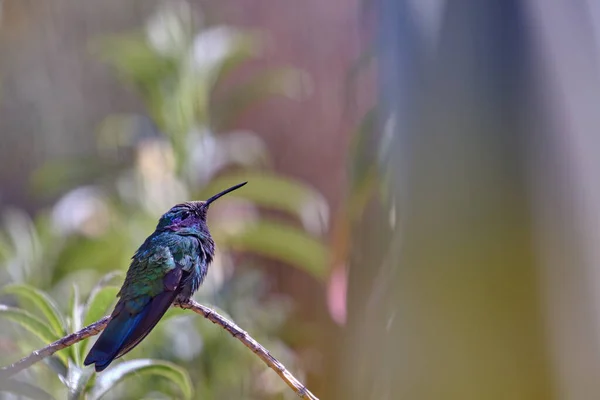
[83,286,119,328]
[0,305,67,364]
[2,284,67,337]
[210,29,263,84]
[53,233,130,282]
[219,221,328,281]
[89,33,178,87]
[213,67,310,131]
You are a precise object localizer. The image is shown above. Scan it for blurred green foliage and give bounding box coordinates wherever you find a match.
[1,278,192,400]
[0,1,327,398]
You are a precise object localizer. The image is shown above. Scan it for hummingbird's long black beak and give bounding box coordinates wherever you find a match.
[205,182,247,206]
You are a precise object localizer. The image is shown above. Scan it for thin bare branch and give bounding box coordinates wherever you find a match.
[0,316,111,379]
[0,300,318,400]
[174,299,319,400]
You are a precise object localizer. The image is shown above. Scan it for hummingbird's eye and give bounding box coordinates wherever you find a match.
[180,211,190,220]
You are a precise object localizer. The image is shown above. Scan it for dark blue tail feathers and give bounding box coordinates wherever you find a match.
[83,290,178,372]
[83,308,146,372]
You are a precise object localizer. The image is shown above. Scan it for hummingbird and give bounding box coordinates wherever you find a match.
[83,182,247,372]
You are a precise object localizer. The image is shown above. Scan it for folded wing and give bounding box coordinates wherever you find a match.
[84,246,183,372]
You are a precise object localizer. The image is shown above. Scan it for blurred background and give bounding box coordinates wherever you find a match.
[2,0,600,399]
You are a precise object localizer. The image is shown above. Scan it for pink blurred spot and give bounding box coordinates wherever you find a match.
[327,264,348,325]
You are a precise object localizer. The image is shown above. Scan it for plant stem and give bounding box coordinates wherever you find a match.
[0,299,319,400]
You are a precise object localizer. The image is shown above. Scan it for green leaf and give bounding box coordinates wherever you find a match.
[218,221,328,280]
[199,172,328,224]
[83,286,119,326]
[82,271,122,328]
[2,284,67,336]
[213,67,310,130]
[0,305,58,342]
[53,233,130,283]
[90,33,178,88]
[87,359,193,400]
[349,107,377,181]
[0,378,56,400]
[30,158,118,199]
[69,285,83,366]
[0,305,67,364]
[79,285,119,362]
[211,30,263,84]
[66,361,94,400]
[1,209,42,283]
[84,280,120,326]
[162,67,208,143]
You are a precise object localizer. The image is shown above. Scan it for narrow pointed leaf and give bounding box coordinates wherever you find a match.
[66,361,94,400]
[0,305,68,364]
[82,270,123,319]
[90,34,178,87]
[89,271,123,296]
[0,305,57,342]
[88,359,193,400]
[78,270,123,364]
[217,221,328,280]
[2,284,66,336]
[69,285,83,365]
[83,286,119,327]
[79,285,119,362]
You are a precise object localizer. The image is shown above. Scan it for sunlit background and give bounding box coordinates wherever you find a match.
[1,0,600,399]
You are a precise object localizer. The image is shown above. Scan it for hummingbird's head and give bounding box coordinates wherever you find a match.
[157,182,247,233]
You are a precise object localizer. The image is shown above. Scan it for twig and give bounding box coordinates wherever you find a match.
[0,315,111,378]
[0,300,319,400]
[174,299,319,400]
